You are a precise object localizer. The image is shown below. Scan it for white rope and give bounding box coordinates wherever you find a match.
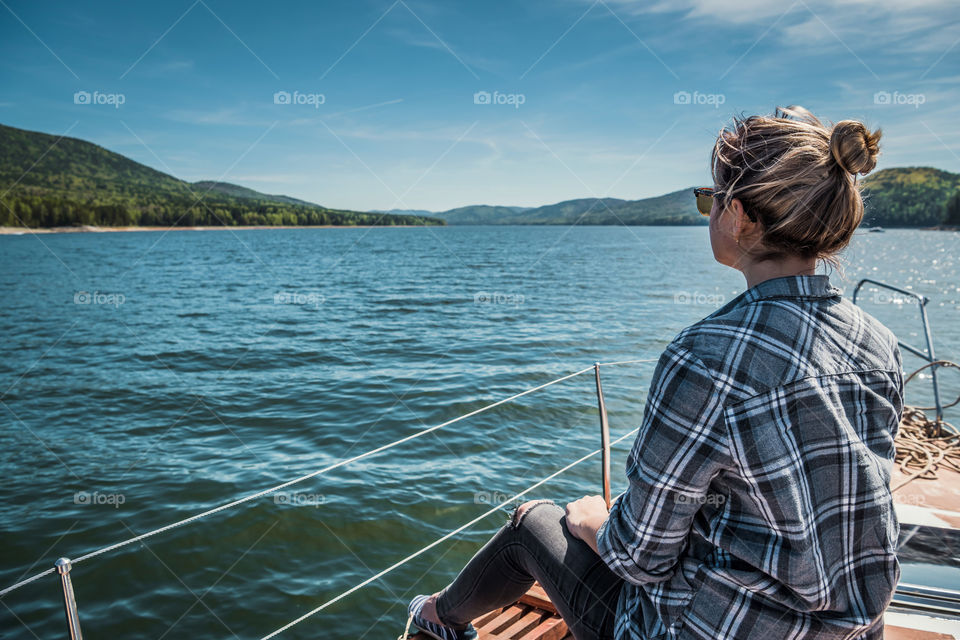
[0,365,596,597]
[397,612,414,640]
[596,358,659,367]
[0,567,55,595]
[259,426,641,640]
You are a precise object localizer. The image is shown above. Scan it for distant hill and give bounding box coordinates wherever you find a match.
[434,189,701,225]
[0,123,444,228]
[192,181,318,207]
[862,167,960,227]
[429,169,960,226]
[519,197,630,224]
[439,205,533,225]
[602,189,697,225]
[370,208,437,218]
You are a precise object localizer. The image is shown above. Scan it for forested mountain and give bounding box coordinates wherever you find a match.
[2,122,956,229]
[861,167,960,227]
[191,181,318,207]
[0,123,444,228]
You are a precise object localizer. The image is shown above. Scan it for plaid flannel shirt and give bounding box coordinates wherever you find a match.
[596,275,904,640]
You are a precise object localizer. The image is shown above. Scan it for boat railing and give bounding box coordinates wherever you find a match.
[852,278,947,422]
[0,358,657,640]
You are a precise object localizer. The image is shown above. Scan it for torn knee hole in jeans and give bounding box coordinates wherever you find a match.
[510,499,555,529]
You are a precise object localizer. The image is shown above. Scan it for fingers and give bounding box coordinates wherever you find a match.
[566,495,601,509]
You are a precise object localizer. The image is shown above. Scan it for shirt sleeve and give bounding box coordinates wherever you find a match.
[596,342,730,586]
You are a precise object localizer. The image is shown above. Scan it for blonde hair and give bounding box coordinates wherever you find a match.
[711,105,881,265]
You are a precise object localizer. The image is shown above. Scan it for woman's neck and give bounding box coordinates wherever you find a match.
[740,256,818,290]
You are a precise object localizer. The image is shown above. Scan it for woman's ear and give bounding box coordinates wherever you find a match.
[727,198,757,246]
[716,197,742,238]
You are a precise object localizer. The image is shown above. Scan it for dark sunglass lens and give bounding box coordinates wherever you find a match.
[696,193,712,215]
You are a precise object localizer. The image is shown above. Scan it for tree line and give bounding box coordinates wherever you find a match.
[0,191,443,228]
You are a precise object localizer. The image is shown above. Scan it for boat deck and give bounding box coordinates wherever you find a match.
[406,458,960,639]
[894,466,960,529]
[407,584,572,640]
[404,581,958,640]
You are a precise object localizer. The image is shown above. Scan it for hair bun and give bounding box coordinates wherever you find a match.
[829,120,881,175]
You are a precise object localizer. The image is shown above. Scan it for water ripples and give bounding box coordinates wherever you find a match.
[0,226,957,639]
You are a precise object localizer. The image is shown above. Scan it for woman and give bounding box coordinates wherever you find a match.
[403,106,903,640]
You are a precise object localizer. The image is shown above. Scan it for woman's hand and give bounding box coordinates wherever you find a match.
[565,495,609,555]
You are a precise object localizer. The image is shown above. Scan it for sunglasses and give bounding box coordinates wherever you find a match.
[693,187,725,216]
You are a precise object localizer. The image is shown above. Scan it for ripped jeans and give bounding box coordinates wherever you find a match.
[434,499,623,640]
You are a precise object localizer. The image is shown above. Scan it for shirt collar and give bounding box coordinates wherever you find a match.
[741,274,842,304]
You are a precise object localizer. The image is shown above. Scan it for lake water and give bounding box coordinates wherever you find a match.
[1,226,958,639]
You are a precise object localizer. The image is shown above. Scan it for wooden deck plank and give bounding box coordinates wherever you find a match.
[404,583,567,640]
[498,610,547,638]
[474,606,510,628]
[475,604,528,635]
[520,616,569,640]
[518,584,556,613]
[885,625,956,640]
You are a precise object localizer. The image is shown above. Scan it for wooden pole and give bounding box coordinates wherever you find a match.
[594,363,612,510]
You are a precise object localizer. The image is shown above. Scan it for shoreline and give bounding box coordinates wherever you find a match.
[0,224,441,234]
[1,224,957,235]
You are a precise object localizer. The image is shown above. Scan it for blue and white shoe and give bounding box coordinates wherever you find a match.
[400,594,478,640]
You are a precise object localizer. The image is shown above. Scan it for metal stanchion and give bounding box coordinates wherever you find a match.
[594,363,612,510]
[55,558,83,640]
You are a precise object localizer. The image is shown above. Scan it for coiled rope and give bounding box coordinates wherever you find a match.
[892,360,960,491]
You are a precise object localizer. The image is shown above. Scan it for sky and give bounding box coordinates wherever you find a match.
[1,0,958,212]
